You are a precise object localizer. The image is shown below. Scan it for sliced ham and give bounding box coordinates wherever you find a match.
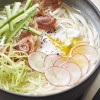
[40,0,63,9]
[18,35,37,54]
[36,13,56,31]
[14,30,37,54]
[19,31,32,40]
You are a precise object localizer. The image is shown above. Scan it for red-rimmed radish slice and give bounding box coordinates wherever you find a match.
[71,45,98,63]
[44,54,61,69]
[68,54,89,76]
[28,52,47,73]
[61,63,82,85]
[45,66,71,86]
[53,57,68,67]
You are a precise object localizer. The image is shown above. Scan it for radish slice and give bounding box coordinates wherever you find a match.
[53,57,68,67]
[68,54,89,76]
[28,52,47,73]
[71,45,98,64]
[45,66,71,86]
[44,54,61,69]
[61,63,82,85]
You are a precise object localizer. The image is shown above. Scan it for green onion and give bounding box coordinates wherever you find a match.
[5,8,37,43]
[24,4,38,15]
[24,26,42,36]
[5,5,14,31]
[24,0,32,11]
[0,10,24,29]
[12,2,21,16]
[0,25,9,36]
[0,4,39,37]
[0,4,39,29]
[13,4,38,24]
[5,6,12,18]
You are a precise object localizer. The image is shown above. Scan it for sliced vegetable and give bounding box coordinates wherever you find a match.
[28,52,47,73]
[5,6,12,19]
[12,2,21,16]
[0,10,24,29]
[45,66,71,86]
[53,57,68,66]
[23,26,42,36]
[24,0,32,11]
[5,5,13,31]
[44,54,61,69]
[0,4,39,29]
[71,45,98,64]
[68,54,89,76]
[0,52,14,65]
[61,62,82,85]
[5,7,38,43]
[0,25,9,36]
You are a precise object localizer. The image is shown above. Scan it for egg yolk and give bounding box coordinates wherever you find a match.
[47,34,85,56]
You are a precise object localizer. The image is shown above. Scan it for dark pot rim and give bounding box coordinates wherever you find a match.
[0,0,100,98]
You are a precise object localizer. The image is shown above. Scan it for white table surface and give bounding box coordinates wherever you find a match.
[82,0,100,100]
[91,0,100,9]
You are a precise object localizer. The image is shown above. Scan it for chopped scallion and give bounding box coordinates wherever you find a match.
[0,10,24,29]
[5,5,14,31]
[5,8,37,43]
[12,2,21,16]
[24,26,41,36]
[24,0,32,11]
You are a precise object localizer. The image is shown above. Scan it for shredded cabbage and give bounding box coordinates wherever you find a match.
[0,43,54,95]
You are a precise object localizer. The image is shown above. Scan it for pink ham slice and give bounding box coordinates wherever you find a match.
[18,35,37,54]
[39,0,63,9]
[36,14,56,31]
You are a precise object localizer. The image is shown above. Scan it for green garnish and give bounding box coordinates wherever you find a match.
[5,7,38,43]
[24,0,32,11]
[12,2,21,16]
[23,26,42,36]
[5,5,14,31]
[0,10,24,29]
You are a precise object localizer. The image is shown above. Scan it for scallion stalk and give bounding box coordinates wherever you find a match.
[0,4,39,29]
[5,8,37,43]
[5,5,14,31]
[24,0,32,11]
[12,2,21,16]
[0,25,9,36]
[0,10,24,29]
[24,26,41,36]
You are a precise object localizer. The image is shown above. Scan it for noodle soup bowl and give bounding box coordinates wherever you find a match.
[0,0,100,100]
